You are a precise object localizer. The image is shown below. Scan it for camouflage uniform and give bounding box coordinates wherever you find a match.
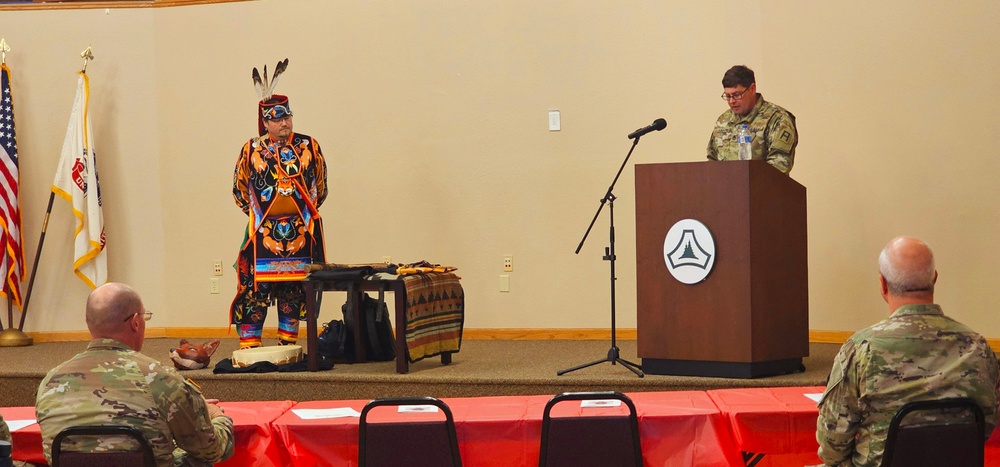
[35,338,234,467]
[707,94,798,174]
[816,304,999,466]
[0,411,10,444]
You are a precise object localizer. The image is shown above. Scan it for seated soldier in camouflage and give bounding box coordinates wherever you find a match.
[707,65,798,174]
[0,411,9,445]
[816,236,1000,466]
[35,283,234,467]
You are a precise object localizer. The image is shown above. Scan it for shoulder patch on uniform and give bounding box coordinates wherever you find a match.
[780,130,792,143]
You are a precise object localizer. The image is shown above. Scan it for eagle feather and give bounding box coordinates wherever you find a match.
[252,67,264,100]
[268,58,289,97]
[251,59,290,101]
[262,65,269,98]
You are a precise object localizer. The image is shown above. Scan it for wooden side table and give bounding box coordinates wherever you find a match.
[303,275,453,373]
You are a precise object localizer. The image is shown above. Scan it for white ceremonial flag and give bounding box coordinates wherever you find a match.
[51,72,106,289]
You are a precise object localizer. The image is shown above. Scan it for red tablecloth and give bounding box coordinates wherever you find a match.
[708,386,825,466]
[709,386,1000,467]
[217,400,295,467]
[2,400,293,466]
[620,391,742,467]
[1,406,43,465]
[270,392,742,467]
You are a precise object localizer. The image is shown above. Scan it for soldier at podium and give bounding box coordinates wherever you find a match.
[707,65,798,174]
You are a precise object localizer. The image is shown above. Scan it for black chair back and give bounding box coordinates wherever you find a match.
[881,397,985,467]
[358,397,462,467]
[539,391,642,467]
[51,425,156,467]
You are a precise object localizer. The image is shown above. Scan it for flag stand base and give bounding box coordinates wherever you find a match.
[0,328,32,347]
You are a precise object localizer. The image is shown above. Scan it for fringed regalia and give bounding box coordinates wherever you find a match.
[231,131,327,345]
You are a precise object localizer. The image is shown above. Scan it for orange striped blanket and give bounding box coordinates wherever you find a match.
[401,272,464,363]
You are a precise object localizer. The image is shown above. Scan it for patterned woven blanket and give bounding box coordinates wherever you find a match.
[401,272,464,363]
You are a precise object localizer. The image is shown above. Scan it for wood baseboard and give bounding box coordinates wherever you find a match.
[807,330,1000,354]
[19,328,1000,353]
[460,328,637,340]
[808,330,853,344]
[17,328,846,343]
[21,327,637,343]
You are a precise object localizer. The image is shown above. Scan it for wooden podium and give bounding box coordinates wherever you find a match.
[634,161,808,378]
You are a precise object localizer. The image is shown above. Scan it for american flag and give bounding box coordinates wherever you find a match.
[0,64,24,307]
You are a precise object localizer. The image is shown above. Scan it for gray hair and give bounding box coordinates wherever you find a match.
[878,243,936,296]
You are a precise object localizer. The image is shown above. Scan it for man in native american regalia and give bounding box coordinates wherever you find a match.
[231,59,327,349]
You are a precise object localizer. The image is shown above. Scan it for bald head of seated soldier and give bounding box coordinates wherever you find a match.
[85,282,150,351]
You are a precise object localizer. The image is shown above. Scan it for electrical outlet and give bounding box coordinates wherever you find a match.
[503,255,513,272]
[210,278,220,294]
[382,255,392,264]
[213,260,223,276]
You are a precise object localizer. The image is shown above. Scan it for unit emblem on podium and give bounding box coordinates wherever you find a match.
[663,219,715,284]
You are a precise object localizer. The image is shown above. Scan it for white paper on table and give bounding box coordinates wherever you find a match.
[292,408,361,419]
[580,400,622,408]
[7,420,36,432]
[398,405,440,413]
[804,393,824,403]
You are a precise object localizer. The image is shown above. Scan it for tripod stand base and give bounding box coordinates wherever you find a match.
[557,346,644,378]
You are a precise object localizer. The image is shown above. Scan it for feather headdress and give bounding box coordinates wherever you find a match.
[252,58,292,136]
[252,58,289,101]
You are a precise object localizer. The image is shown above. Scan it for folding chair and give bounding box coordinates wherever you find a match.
[51,425,156,467]
[358,397,462,467]
[881,397,985,467]
[538,391,642,467]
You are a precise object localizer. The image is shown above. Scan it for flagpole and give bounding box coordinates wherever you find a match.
[0,37,5,332]
[3,183,42,343]
[21,47,94,329]
[0,43,33,347]
[9,47,101,347]
[19,44,78,327]
[20,46,102,332]
[18,192,55,332]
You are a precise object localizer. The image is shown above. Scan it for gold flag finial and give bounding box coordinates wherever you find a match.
[80,46,94,73]
[0,39,9,65]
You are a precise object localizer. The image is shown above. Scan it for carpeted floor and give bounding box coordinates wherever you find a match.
[0,338,838,406]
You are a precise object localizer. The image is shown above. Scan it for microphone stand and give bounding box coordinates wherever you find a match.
[558,136,644,378]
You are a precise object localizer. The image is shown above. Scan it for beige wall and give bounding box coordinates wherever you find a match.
[1,0,998,337]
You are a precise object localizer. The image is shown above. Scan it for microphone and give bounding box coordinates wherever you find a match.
[627,118,667,139]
